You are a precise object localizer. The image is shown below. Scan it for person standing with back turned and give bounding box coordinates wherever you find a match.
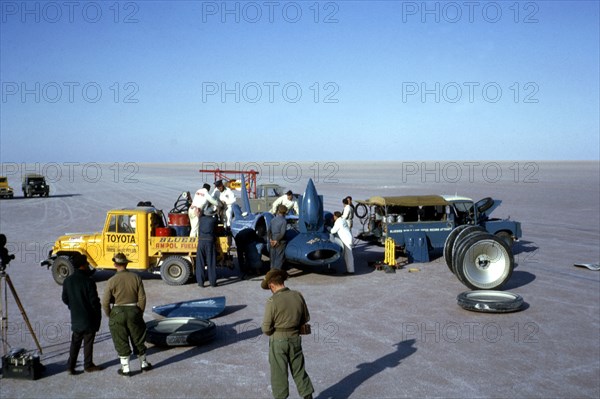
[62,253,102,374]
[261,269,314,399]
[102,252,152,376]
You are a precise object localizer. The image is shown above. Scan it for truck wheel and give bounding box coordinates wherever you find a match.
[454,234,514,290]
[495,231,514,248]
[449,226,485,274]
[160,256,191,286]
[457,290,524,313]
[52,256,75,285]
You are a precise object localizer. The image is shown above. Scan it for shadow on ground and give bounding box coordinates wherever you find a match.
[316,339,417,399]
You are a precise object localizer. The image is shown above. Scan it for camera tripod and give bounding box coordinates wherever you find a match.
[0,269,43,356]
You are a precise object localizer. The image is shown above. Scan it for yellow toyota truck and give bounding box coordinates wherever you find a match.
[41,206,230,286]
[0,176,14,199]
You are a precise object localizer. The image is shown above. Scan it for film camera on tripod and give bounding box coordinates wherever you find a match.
[1,234,44,380]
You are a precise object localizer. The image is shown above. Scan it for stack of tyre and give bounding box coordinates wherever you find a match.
[444,225,523,313]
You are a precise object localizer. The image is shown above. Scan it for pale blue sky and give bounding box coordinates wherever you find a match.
[1,0,598,162]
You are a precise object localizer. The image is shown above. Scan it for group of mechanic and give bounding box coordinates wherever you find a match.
[60,184,356,399]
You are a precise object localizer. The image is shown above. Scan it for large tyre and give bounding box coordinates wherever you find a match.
[146,317,216,347]
[452,231,490,284]
[52,255,75,285]
[475,197,494,214]
[444,225,478,272]
[449,226,485,274]
[457,290,524,313]
[495,231,514,248]
[160,256,192,286]
[354,203,368,219]
[454,234,514,290]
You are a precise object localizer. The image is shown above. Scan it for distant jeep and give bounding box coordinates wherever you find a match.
[22,174,50,197]
[0,176,14,199]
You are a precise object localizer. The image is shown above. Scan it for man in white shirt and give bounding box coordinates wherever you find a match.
[190,184,219,237]
[212,180,236,228]
[270,190,299,215]
[341,196,354,230]
[330,211,354,274]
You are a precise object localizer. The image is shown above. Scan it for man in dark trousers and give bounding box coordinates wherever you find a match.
[102,252,152,376]
[269,205,288,270]
[261,269,314,399]
[235,228,263,278]
[62,253,102,374]
[196,208,218,287]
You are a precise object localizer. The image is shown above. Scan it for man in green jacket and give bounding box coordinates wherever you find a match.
[261,269,314,399]
[62,253,102,374]
[102,252,152,376]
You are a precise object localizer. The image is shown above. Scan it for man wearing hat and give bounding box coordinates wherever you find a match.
[261,269,314,399]
[270,190,299,215]
[102,252,152,376]
[62,253,102,374]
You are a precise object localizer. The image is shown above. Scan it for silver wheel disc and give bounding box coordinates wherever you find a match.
[462,239,510,289]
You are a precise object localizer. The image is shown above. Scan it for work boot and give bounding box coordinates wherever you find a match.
[118,356,130,377]
[139,353,153,372]
[84,364,103,372]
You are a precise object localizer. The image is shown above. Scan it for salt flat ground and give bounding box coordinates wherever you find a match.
[0,161,598,398]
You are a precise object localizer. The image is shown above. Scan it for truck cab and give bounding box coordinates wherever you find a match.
[22,174,50,197]
[243,184,288,213]
[0,176,14,199]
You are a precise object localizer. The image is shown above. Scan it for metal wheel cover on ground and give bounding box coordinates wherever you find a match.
[146,317,216,346]
[457,290,524,313]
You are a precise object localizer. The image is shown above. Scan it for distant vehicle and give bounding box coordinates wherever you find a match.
[0,176,14,199]
[41,205,231,286]
[246,183,290,213]
[22,174,50,197]
[355,195,522,262]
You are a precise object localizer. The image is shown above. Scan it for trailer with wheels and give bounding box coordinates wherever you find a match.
[356,194,522,289]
